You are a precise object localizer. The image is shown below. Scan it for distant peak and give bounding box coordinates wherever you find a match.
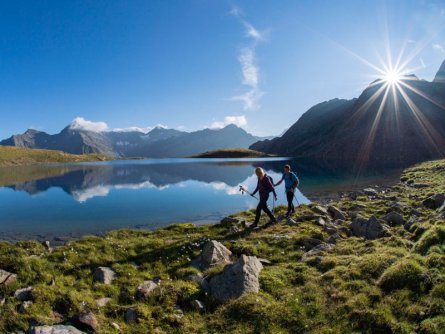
[433,59,445,83]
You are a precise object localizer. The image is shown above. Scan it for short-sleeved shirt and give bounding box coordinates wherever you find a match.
[281,172,298,191]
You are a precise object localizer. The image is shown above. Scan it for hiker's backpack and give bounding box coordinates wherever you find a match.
[266,175,275,193]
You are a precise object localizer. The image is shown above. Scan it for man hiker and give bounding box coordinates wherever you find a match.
[274,164,299,217]
[250,167,278,228]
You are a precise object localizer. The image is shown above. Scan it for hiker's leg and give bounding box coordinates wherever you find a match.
[286,191,293,213]
[261,195,275,220]
[254,201,262,224]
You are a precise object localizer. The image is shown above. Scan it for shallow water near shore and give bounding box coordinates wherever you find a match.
[0,157,402,242]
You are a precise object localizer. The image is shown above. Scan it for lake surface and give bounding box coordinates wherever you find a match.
[0,157,401,242]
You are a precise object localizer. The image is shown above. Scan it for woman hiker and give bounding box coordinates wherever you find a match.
[249,167,278,228]
[274,164,299,217]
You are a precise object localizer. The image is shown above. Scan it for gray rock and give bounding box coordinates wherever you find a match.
[303,238,323,250]
[258,258,272,265]
[19,300,33,313]
[363,188,378,197]
[136,280,159,299]
[110,322,121,331]
[323,224,338,235]
[301,243,334,262]
[383,211,404,226]
[220,216,243,226]
[315,217,327,226]
[404,216,417,230]
[14,287,32,301]
[29,325,86,334]
[93,267,116,285]
[95,297,112,307]
[229,226,241,234]
[186,273,204,284]
[328,205,346,221]
[423,193,445,210]
[125,308,137,323]
[286,217,298,226]
[0,269,17,285]
[311,206,329,216]
[201,240,232,267]
[350,216,388,240]
[208,255,263,303]
[77,311,98,332]
[327,233,341,244]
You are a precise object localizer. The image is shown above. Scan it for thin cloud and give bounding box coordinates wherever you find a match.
[228,8,265,111]
[419,57,426,68]
[433,43,445,54]
[69,117,109,132]
[210,115,247,129]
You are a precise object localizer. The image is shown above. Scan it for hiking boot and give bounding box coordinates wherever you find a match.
[285,212,291,218]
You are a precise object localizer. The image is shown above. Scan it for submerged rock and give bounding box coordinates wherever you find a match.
[0,269,17,285]
[208,255,263,303]
[29,325,85,334]
[93,267,116,285]
[350,216,388,240]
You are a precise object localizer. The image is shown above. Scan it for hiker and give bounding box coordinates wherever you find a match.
[250,167,277,228]
[274,164,299,217]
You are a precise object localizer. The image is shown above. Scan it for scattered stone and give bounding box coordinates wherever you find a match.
[350,216,388,240]
[404,216,417,230]
[18,300,33,313]
[95,297,112,307]
[220,216,243,227]
[125,308,137,323]
[303,238,323,250]
[229,226,241,234]
[208,255,263,303]
[328,205,346,221]
[327,233,341,244]
[201,240,232,267]
[363,188,378,197]
[315,217,327,226]
[301,243,334,262]
[29,325,86,334]
[296,214,318,222]
[383,211,404,226]
[136,280,159,300]
[323,224,338,235]
[423,193,445,209]
[0,269,17,285]
[14,286,33,301]
[438,202,445,219]
[242,221,254,229]
[93,267,116,285]
[186,273,204,285]
[110,322,121,331]
[192,299,206,312]
[78,311,98,332]
[311,205,329,216]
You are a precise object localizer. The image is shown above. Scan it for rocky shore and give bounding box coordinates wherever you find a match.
[0,159,444,333]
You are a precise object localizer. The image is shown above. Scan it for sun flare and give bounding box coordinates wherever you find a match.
[383,69,402,85]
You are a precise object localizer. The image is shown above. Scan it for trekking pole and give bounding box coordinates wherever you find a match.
[239,185,258,200]
[293,193,300,206]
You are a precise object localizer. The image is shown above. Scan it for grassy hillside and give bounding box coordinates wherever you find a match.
[192,148,273,158]
[0,160,444,333]
[0,146,111,167]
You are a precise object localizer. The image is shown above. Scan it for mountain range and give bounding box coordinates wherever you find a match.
[251,59,445,169]
[0,123,262,158]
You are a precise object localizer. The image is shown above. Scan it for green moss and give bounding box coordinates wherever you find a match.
[414,225,445,255]
[378,258,426,293]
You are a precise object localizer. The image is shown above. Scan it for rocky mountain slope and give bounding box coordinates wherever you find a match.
[251,61,445,169]
[0,159,444,333]
[1,124,261,158]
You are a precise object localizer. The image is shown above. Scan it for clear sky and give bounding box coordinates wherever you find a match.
[1,0,445,137]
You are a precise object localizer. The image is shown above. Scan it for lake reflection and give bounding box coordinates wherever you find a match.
[0,158,401,242]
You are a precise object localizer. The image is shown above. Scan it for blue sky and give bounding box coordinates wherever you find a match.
[1,0,445,137]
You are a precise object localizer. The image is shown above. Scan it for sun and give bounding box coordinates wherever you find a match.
[383,69,402,85]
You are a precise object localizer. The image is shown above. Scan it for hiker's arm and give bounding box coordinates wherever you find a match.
[274,175,284,187]
[265,177,277,199]
[251,182,259,196]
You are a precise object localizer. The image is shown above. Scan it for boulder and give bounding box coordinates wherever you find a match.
[311,206,329,216]
[315,217,327,226]
[423,193,445,210]
[328,205,346,221]
[363,188,378,197]
[14,287,33,301]
[0,269,17,285]
[201,240,232,267]
[350,216,388,240]
[29,325,85,334]
[383,211,404,226]
[77,311,98,332]
[136,280,159,299]
[208,255,263,303]
[286,217,298,226]
[323,223,338,235]
[93,267,116,285]
[301,243,334,262]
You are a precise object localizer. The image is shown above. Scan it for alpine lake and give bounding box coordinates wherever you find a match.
[0,157,402,243]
